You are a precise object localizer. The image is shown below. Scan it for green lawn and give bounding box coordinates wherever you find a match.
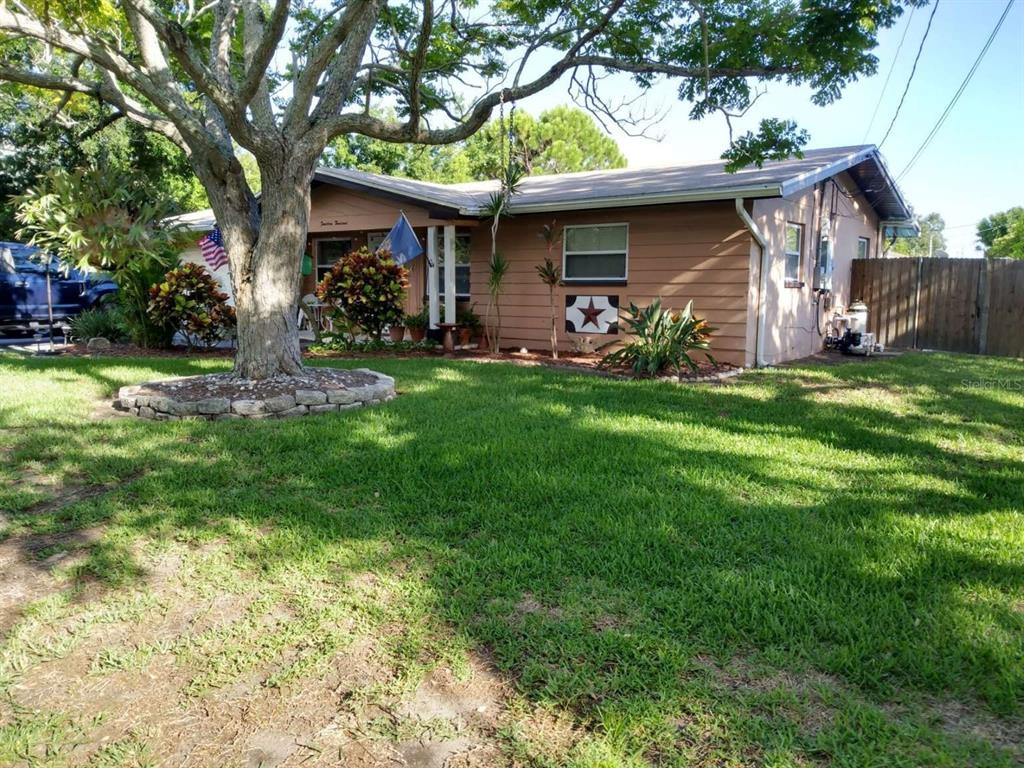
[0,351,1021,767]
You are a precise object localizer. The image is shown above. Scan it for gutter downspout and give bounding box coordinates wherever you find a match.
[735,198,769,367]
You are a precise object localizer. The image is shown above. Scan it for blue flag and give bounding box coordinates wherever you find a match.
[376,212,424,265]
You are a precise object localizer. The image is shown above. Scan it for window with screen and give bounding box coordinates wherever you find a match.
[437,232,472,298]
[784,223,804,286]
[316,239,352,282]
[562,224,628,282]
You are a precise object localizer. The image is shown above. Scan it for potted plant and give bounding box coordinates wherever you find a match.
[404,307,429,342]
[457,304,483,346]
[388,322,406,342]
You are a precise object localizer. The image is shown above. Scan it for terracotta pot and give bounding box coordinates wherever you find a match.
[408,327,426,342]
[476,334,489,351]
[389,325,406,342]
[459,328,472,346]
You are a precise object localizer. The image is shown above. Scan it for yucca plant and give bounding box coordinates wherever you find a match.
[600,299,716,380]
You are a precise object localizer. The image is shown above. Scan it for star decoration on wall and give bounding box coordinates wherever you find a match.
[565,295,619,334]
[578,298,604,329]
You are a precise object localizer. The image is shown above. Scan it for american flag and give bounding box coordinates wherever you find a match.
[198,226,228,270]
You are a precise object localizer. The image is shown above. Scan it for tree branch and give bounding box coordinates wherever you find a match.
[237,0,289,110]
[289,0,382,132]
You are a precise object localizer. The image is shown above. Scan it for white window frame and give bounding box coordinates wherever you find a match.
[784,222,804,287]
[315,237,353,282]
[857,236,871,260]
[561,222,629,283]
[436,232,472,300]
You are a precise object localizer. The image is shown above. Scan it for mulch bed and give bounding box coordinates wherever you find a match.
[132,368,379,402]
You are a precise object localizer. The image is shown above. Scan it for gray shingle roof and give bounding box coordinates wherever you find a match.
[174,144,913,231]
[315,144,912,221]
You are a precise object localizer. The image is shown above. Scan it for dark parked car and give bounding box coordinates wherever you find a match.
[0,242,118,334]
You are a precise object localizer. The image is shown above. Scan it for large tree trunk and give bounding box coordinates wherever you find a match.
[222,161,315,380]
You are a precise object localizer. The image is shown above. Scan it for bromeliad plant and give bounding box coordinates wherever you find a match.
[600,299,716,380]
[316,246,408,341]
[147,263,236,350]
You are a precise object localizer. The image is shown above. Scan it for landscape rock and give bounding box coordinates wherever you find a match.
[85,337,111,352]
[309,404,337,414]
[294,389,327,405]
[326,388,359,405]
[263,394,297,413]
[195,397,231,415]
[232,399,267,416]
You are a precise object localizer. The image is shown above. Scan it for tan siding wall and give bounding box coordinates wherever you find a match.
[752,171,880,364]
[468,202,753,366]
[309,186,449,232]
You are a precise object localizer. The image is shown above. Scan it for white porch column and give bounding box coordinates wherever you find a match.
[443,224,456,325]
[427,225,440,329]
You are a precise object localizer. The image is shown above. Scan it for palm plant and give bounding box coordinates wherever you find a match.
[600,299,716,380]
[482,150,524,352]
[535,220,562,358]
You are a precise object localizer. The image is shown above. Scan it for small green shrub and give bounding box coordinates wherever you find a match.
[316,246,408,340]
[456,303,482,334]
[147,263,236,349]
[600,299,716,380]
[404,307,429,330]
[69,305,128,343]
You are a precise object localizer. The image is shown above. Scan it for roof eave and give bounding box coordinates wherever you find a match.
[777,146,878,198]
[492,184,783,216]
[313,171,470,217]
[778,146,913,221]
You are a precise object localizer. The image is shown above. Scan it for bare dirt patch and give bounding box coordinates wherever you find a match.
[511,593,563,622]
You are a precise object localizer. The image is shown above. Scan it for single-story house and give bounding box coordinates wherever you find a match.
[178,144,914,367]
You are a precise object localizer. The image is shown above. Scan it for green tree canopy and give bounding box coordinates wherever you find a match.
[0,86,207,239]
[460,106,627,180]
[978,207,1024,259]
[323,106,625,183]
[891,212,947,258]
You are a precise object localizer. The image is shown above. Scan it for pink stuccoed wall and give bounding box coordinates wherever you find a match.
[750,172,881,366]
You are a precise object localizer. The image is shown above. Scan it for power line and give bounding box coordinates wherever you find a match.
[897,0,1016,181]
[877,0,941,149]
[862,6,917,143]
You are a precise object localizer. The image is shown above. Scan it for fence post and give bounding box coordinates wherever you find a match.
[912,258,923,350]
[977,258,992,355]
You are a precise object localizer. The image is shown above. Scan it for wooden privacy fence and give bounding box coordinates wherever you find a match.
[851,257,1023,358]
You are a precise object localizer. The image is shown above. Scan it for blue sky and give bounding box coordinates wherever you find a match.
[517,0,1023,257]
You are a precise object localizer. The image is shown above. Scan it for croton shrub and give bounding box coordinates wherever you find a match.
[316,246,408,340]
[147,263,236,349]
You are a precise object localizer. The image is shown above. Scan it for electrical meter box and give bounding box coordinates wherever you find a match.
[813,216,834,292]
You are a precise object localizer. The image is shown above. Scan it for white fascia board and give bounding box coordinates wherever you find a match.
[490,184,782,216]
[777,146,878,198]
